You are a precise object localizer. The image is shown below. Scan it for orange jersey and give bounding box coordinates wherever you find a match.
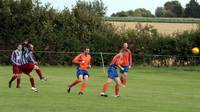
[110,53,123,67]
[120,48,132,66]
[72,53,91,70]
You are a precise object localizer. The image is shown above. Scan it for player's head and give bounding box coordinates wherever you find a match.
[28,44,34,51]
[84,48,90,54]
[23,39,29,44]
[16,44,22,51]
[123,43,128,49]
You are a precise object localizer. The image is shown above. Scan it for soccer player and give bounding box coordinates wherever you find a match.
[20,48,38,92]
[9,44,23,88]
[22,39,47,81]
[120,43,132,87]
[67,48,91,95]
[27,44,47,81]
[100,53,124,97]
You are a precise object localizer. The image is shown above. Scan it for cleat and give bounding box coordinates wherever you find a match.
[78,92,84,95]
[100,93,108,97]
[41,77,47,82]
[122,85,126,88]
[8,81,12,88]
[67,87,71,93]
[31,87,38,92]
[16,86,20,88]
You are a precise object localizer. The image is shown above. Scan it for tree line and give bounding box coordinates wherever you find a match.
[111,0,200,18]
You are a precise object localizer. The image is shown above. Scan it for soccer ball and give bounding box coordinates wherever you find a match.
[192,47,199,55]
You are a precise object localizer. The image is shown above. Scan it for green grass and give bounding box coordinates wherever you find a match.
[0,66,200,112]
[105,17,200,23]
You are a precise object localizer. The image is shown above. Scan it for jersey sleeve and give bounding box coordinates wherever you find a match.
[128,50,132,66]
[29,52,37,64]
[11,51,18,65]
[72,54,81,64]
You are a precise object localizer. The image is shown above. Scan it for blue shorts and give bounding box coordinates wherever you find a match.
[76,69,89,78]
[108,67,118,80]
[120,66,129,73]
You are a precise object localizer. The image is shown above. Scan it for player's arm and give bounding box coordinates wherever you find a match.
[88,56,92,68]
[128,50,133,68]
[29,52,37,64]
[72,54,82,65]
[23,47,29,58]
[115,55,124,70]
[11,51,19,65]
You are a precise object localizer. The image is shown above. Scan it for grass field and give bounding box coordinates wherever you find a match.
[0,66,200,112]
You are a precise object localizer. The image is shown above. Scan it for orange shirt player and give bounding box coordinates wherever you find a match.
[67,48,91,95]
[120,43,132,87]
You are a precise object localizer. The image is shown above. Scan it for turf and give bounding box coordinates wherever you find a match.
[0,66,200,112]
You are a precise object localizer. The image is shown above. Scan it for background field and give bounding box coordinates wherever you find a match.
[105,17,200,35]
[109,21,197,35]
[0,66,200,112]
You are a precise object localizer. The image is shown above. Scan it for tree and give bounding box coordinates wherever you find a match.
[111,11,128,17]
[133,8,153,17]
[164,0,183,17]
[111,8,153,17]
[155,7,165,17]
[75,0,106,16]
[184,0,200,18]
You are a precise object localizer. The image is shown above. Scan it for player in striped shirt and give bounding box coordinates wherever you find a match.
[9,44,23,88]
[100,53,124,97]
[19,44,38,92]
[22,40,47,81]
[67,48,91,95]
[27,44,47,81]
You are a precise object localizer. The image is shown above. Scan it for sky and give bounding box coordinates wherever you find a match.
[40,0,191,16]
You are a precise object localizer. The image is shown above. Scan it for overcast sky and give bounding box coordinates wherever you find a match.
[40,0,191,16]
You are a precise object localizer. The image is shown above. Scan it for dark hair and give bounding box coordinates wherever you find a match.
[16,43,21,48]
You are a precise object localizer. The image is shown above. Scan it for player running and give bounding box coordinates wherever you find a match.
[9,44,23,88]
[67,48,91,95]
[27,43,47,81]
[22,39,47,81]
[19,46,39,92]
[100,53,124,97]
[119,43,132,87]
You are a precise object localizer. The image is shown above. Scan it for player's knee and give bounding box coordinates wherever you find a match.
[34,65,39,70]
[29,75,34,78]
[78,78,83,82]
[17,75,21,79]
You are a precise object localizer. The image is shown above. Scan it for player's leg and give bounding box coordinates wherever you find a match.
[114,77,121,97]
[78,75,89,95]
[16,73,22,88]
[8,74,17,88]
[120,72,128,87]
[120,66,128,87]
[27,73,38,92]
[100,78,113,97]
[34,65,47,81]
[67,75,83,93]
[9,65,19,88]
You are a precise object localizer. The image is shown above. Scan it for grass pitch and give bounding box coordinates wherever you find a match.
[0,66,200,112]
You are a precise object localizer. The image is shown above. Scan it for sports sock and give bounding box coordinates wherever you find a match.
[35,68,43,80]
[101,82,110,93]
[79,82,87,93]
[30,78,35,88]
[69,80,81,88]
[16,78,21,88]
[9,76,17,83]
[115,84,120,95]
